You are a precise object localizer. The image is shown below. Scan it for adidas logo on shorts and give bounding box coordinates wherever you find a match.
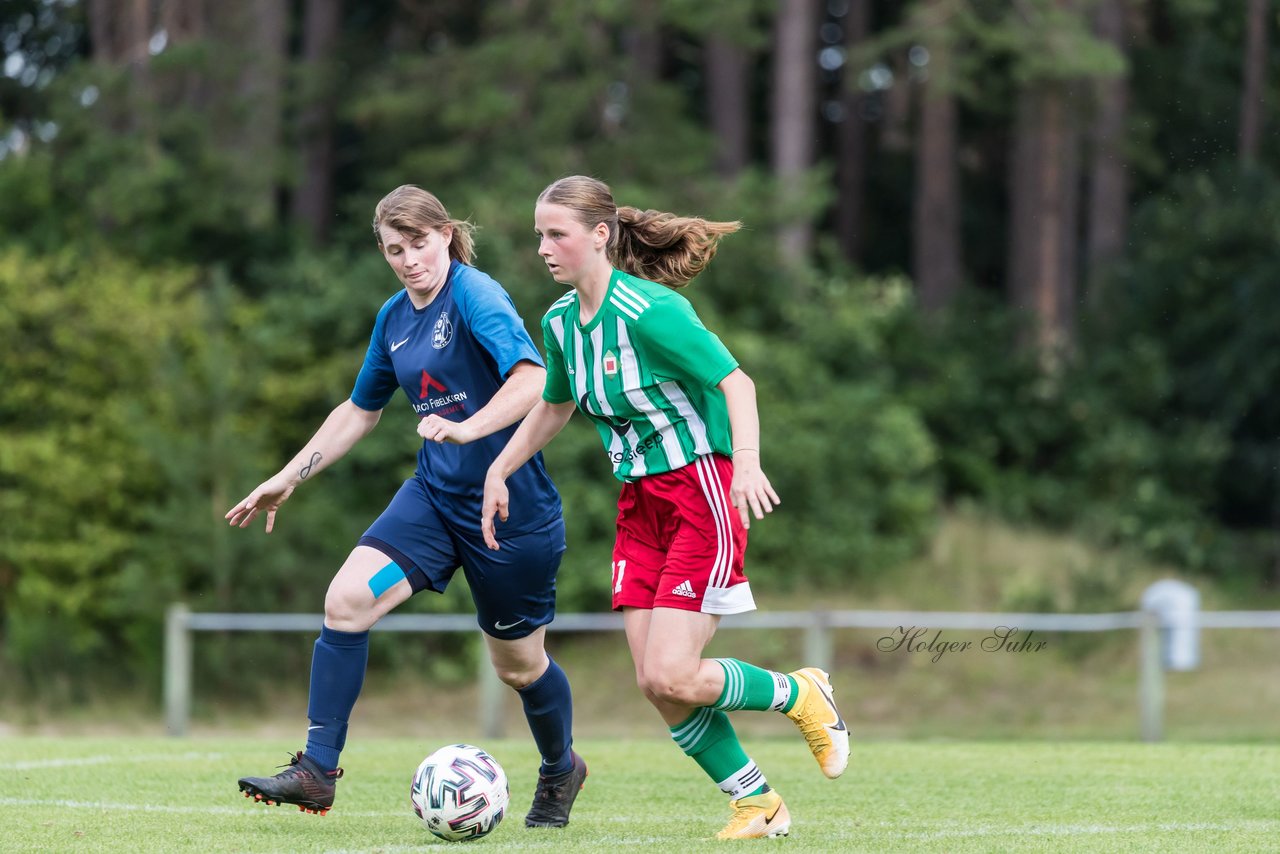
[671,580,697,598]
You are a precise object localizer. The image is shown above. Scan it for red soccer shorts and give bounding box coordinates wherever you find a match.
[610,454,757,615]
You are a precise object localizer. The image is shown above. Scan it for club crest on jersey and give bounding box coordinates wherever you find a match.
[602,350,618,376]
[432,311,453,349]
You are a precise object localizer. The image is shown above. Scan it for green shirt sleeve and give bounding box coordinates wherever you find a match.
[634,295,738,388]
[541,315,574,404]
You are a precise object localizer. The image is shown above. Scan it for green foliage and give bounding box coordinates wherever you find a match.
[0,248,210,693]
[894,288,1233,574]
[741,276,939,580]
[1094,164,1280,534]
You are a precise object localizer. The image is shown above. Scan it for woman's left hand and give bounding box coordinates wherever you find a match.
[417,415,476,445]
[728,451,780,529]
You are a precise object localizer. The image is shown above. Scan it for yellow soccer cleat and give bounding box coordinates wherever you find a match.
[715,789,791,840]
[785,667,850,779]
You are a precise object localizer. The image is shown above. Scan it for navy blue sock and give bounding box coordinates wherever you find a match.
[516,656,574,776]
[303,624,369,772]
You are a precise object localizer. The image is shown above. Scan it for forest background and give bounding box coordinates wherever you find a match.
[1,0,1278,712]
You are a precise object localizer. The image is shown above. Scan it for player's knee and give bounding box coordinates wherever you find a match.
[323,583,376,631]
[639,664,699,707]
[633,668,660,704]
[492,661,538,689]
[487,643,548,689]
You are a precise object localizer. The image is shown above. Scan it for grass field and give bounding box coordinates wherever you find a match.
[3,736,1278,852]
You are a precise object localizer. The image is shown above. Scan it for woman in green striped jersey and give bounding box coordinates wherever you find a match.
[482,176,850,840]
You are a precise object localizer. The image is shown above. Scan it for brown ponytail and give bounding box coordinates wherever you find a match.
[613,206,741,289]
[538,176,740,289]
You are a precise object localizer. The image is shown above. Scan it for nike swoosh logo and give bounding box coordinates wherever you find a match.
[390,336,411,352]
[814,680,848,731]
[494,618,526,631]
[763,805,781,824]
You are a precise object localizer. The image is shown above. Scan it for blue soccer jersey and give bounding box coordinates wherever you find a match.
[350,260,561,534]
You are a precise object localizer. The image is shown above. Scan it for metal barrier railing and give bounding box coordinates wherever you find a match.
[163,604,1280,741]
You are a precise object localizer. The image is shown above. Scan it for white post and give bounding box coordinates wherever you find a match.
[1138,609,1164,742]
[804,611,834,673]
[165,603,192,737]
[478,639,505,740]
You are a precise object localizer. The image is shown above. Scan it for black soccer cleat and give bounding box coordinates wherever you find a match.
[237,751,343,815]
[525,750,588,828]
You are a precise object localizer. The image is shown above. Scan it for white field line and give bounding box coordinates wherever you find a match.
[322,842,678,853]
[3,797,1275,842]
[887,819,1280,840]
[0,797,401,818]
[0,751,229,771]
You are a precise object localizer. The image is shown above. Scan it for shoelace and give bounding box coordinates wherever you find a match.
[533,778,565,803]
[727,800,770,827]
[794,710,830,754]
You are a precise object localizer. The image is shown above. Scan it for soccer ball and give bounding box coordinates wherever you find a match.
[410,743,509,841]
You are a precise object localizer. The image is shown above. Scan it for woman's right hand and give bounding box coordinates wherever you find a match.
[225,473,296,533]
[480,467,510,551]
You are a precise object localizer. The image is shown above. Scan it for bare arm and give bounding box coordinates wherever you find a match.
[481,398,578,549]
[417,360,545,445]
[717,368,780,528]
[224,399,382,532]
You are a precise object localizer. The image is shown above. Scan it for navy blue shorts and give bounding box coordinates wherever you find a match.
[358,477,566,640]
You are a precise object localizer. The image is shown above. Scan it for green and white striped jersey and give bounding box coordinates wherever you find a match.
[541,270,739,481]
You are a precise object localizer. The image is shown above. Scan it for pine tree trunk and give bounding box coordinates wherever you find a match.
[1086,0,1130,287]
[292,0,343,244]
[159,0,210,111]
[1008,84,1081,356]
[88,0,151,65]
[705,35,750,177]
[216,0,288,228]
[628,0,662,83]
[835,0,872,263]
[771,0,819,266]
[1239,0,1269,162]
[913,0,962,312]
[87,0,152,133]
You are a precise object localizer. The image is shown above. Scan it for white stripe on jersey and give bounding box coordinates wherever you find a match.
[570,323,589,405]
[615,319,682,468]
[589,323,646,477]
[547,313,567,352]
[659,381,713,456]
[588,324,619,418]
[573,322,628,466]
[694,455,732,591]
[547,291,576,314]
[609,295,642,321]
[610,286,648,317]
[614,280,652,309]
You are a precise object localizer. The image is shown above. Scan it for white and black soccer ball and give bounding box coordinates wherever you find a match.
[410,743,509,842]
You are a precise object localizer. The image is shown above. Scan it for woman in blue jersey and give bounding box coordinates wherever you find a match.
[482,176,850,840]
[226,185,587,827]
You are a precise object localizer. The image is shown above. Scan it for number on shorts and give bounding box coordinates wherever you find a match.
[612,559,627,594]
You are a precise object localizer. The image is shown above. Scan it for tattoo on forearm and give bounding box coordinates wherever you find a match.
[299,452,322,480]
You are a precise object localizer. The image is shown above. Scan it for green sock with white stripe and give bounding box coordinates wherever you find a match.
[712,658,800,713]
[669,707,767,798]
